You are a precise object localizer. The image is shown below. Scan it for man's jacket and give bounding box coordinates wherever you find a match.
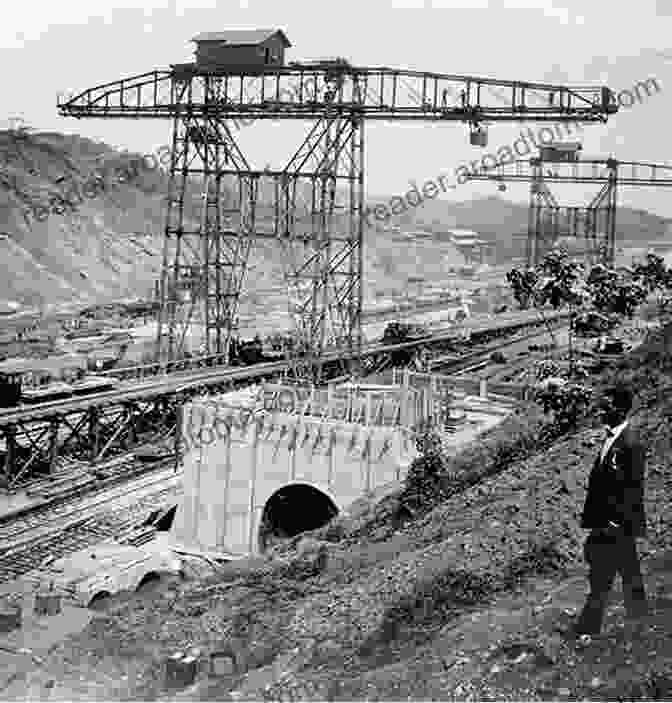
[581,424,647,537]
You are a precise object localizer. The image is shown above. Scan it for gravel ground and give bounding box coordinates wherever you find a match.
[3,320,672,702]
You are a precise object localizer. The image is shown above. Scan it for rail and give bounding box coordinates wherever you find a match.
[0,462,180,582]
[0,310,567,424]
[99,310,568,383]
[0,311,566,489]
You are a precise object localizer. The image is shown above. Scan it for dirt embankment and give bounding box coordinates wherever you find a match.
[7,322,672,702]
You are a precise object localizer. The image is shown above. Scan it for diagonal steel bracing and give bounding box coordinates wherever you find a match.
[277,109,364,382]
[155,76,365,381]
[156,97,255,364]
[528,161,618,266]
[0,398,179,488]
[58,62,618,379]
[468,158,672,267]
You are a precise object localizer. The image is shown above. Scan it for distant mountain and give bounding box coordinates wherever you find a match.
[365,194,672,262]
[0,130,169,309]
[0,131,469,314]
[1,131,669,313]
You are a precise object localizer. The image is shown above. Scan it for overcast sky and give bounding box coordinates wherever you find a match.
[3,0,672,216]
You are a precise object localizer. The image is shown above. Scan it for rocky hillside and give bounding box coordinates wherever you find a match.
[0,130,468,313]
[0,130,168,308]
[373,194,672,261]
[1,129,670,313]
[10,318,672,701]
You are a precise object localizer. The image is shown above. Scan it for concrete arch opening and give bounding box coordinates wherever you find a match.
[258,483,339,553]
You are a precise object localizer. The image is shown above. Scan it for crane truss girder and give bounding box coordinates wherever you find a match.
[468,158,672,186]
[58,67,615,124]
[156,116,255,363]
[523,159,617,267]
[58,65,618,381]
[277,113,364,383]
[466,158,672,268]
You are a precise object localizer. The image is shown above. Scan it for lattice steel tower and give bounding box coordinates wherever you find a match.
[464,153,672,267]
[58,38,617,381]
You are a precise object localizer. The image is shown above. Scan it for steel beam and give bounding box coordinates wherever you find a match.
[0,311,564,486]
[156,112,254,365]
[277,110,364,382]
[58,66,616,374]
[58,67,615,124]
[467,158,672,267]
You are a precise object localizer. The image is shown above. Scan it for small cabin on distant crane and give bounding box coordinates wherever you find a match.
[538,142,582,163]
[192,29,291,70]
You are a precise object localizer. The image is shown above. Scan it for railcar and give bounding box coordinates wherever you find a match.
[0,357,120,407]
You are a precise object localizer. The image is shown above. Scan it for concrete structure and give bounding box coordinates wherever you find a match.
[171,382,423,556]
[170,372,525,557]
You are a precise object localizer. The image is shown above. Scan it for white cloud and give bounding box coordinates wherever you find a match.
[0,0,221,46]
[429,0,490,7]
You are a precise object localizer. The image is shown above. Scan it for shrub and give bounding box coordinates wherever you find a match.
[401,421,448,512]
[533,380,593,433]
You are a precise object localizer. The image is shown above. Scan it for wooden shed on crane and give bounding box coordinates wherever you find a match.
[192,29,291,70]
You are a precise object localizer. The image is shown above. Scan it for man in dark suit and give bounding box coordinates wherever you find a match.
[569,382,648,637]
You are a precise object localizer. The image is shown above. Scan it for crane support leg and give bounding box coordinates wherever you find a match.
[277,112,365,383]
[156,104,255,365]
[155,82,365,381]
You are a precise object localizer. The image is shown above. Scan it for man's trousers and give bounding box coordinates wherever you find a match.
[575,530,648,634]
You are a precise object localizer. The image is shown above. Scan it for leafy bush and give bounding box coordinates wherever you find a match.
[632,253,672,320]
[401,421,449,512]
[508,248,653,376]
[533,380,593,432]
[534,359,561,381]
[400,407,559,516]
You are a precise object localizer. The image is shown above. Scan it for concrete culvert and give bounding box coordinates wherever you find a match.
[258,483,338,554]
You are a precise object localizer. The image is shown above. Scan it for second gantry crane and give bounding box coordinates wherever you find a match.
[463,142,672,267]
[58,29,618,382]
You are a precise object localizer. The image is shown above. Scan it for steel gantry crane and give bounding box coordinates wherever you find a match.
[464,149,672,267]
[58,41,617,382]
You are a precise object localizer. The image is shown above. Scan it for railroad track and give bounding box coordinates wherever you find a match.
[0,451,175,525]
[430,320,567,374]
[0,313,567,581]
[0,310,564,423]
[0,463,182,582]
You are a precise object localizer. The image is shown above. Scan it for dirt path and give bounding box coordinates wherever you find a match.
[327,553,672,701]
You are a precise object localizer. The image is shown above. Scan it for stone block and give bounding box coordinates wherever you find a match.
[34,593,61,617]
[164,651,199,688]
[0,607,21,633]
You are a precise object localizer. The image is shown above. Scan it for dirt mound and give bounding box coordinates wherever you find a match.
[8,322,672,702]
